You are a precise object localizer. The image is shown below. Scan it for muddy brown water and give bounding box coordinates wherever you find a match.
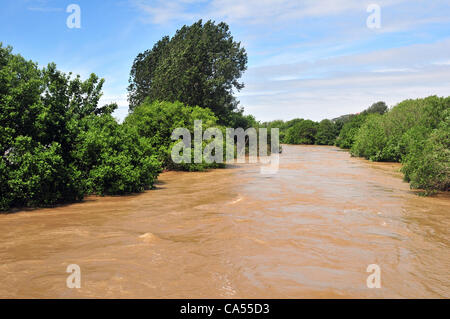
[0,145,449,298]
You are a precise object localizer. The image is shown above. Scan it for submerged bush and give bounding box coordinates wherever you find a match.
[124,100,225,171]
[351,114,387,161]
[284,119,318,145]
[5,136,83,207]
[349,96,449,194]
[402,110,450,193]
[335,114,367,149]
[0,44,162,211]
[315,119,338,145]
[73,115,161,195]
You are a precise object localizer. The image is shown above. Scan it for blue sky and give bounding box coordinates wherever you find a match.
[1,0,450,122]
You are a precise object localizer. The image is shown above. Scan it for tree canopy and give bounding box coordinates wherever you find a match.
[128,20,248,124]
[0,44,161,211]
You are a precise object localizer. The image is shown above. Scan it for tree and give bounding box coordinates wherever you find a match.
[315,119,338,145]
[402,110,450,193]
[127,20,248,123]
[73,115,161,195]
[335,114,367,149]
[362,101,388,115]
[123,100,224,171]
[351,114,387,160]
[284,119,318,145]
[128,36,169,109]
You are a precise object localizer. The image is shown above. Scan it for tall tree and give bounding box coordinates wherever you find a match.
[128,20,248,123]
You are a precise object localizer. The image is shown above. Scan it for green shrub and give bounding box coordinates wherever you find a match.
[376,96,449,162]
[124,100,225,171]
[315,119,338,145]
[402,111,450,193]
[73,115,161,195]
[0,44,163,211]
[6,136,83,208]
[351,114,387,161]
[0,157,11,211]
[348,96,449,194]
[284,119,318,145]
[335,114,367,149]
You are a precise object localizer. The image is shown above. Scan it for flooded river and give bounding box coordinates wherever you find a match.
[0,145,449,298]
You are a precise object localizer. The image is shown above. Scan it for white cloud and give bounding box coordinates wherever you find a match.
[131,0,411,25]
[132,0,202,24]
[239,39,450,121]
[371,68,416,73]
[27,7,63,12]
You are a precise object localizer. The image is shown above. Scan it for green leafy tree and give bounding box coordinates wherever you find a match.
[362,101,388,115]
[124,100,224,171]
[351,114,387,160]
[284,119,318,145]
[128,36,170,109]
[402,111,450,193]
[1,44,162,211]
[128,20,248,123]
[73,115,161,195]
[315,119,338,145]
[335,114,367,149]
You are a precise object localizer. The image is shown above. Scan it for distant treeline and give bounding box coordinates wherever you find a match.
[263,98,449,194]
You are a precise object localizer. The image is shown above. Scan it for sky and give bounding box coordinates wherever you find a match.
[1,0,450,122]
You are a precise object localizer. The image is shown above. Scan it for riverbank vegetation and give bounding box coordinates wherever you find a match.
[1,20,252,211]
[124,100,226,171]
[265,98,449,194]
[0,44,162,211]
[1,18,448,211]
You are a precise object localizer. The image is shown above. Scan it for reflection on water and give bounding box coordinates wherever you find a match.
[0,145,449,298]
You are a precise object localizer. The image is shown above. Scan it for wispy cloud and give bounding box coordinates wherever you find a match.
[26,0,63,12]
[27,7,63,12]
[131,0,412,25]
[239,38,450,121]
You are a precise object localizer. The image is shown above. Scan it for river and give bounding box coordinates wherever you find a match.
[0,145,449,298]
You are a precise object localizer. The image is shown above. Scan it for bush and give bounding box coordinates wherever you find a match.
[0,44,162,211]
[124,100,225,171]
[376,96,449,162]
[402,111,450,193]
[0,157,11,211]
[284,119,318,145]
[5,136,83,207]
[335,114,367,149]
[347,96,449,194]
[73,115,161,195]
[315,119,338,145]
[351,114,387,161]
